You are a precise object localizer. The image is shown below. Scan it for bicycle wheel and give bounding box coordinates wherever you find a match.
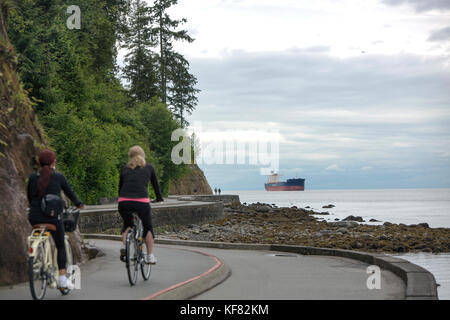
[140,244,152,280]
[126,229,139,285]
[136,220,151,280]
[141,260,152,280]
[29,243,47,300]
[60,239,73,295]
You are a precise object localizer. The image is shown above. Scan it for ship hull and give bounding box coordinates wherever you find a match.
[265,178,305,191]
[264,185,304,191]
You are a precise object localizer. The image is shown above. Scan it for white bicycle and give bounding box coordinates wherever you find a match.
[27,207,79,300]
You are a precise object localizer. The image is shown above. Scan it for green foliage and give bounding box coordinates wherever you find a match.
[137,97,187,193]
[122,0,199,126]
[6,0,196,204]
[150,0,199,125]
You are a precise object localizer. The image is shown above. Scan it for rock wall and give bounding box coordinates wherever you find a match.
[0,2,41,285]
[0,3,85,286]
[169,164,213,195]
[79,202,224,234]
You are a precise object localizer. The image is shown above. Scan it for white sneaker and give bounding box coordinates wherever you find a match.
[58,275,68,288]
[145,253,157,265]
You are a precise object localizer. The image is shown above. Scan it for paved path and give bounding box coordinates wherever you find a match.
[0,240,406,300]
[82,197,213,212]
[191,246,405,300]
[0,240,217,300]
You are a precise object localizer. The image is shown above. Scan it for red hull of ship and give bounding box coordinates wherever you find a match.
[265,185,304,191]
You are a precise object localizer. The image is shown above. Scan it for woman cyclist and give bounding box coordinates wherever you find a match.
[118,145,163,264]
[27,149,85,288]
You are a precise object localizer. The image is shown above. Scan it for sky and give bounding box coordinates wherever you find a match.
[137,0,450,190]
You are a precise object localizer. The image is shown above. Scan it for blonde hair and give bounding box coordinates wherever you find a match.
[127,145,146,169]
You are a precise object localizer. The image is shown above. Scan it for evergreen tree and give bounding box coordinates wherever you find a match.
[166,51,199,127]
[149,0,199,126]
[121,0,158,102]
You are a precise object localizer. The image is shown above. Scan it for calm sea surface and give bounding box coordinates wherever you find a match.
[227,188,450,299]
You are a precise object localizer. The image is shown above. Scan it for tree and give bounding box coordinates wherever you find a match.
[137,97,187,194]
[166,51,199,127]
[149,0,199,124]
[121,0,159,102]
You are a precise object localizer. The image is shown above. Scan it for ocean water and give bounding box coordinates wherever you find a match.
[227,188,450,299]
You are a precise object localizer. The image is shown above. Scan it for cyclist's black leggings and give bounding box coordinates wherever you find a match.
[29,218,66,270]
[118,201,155,238]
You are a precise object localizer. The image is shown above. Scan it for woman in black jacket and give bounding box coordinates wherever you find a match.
[118,145,163,264]
[27,149,85,288]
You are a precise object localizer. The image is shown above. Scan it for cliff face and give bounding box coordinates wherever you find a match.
[169,164,213,195]
[0,3,84,285]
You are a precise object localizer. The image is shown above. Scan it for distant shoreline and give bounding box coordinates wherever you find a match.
[226,187,450,191]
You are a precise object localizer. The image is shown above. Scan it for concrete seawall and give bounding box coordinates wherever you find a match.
[171,195,240,205]
[79,199,224,234]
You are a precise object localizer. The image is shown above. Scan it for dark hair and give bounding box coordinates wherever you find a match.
[38,149,56,197]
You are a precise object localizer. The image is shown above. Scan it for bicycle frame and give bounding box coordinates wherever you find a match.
[28,228,59,288]
[28,228,71,289]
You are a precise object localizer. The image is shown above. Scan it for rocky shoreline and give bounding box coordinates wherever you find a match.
[105,202,450,254]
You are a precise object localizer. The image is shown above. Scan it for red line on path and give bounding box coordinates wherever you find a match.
[142,248,224,300]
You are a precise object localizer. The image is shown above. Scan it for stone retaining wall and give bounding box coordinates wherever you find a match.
[172,195,241,205]
[79,202,224,234]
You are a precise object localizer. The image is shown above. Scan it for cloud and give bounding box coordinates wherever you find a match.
[428,26,450,42]
[190,50,450,124]
[381,0,450,12]
[325,164,345,171]
[189,48,450,188]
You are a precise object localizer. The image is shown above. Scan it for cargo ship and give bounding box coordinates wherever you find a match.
[264,171,305,191]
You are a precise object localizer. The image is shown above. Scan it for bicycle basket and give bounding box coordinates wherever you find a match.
[62,208,80,232]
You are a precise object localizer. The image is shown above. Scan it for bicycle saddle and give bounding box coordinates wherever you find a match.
[32,224,57,231]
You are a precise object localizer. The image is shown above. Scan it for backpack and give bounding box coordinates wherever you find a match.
[37,171,64,218]
[41,194,64,218]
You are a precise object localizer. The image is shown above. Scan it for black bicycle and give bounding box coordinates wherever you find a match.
[125,213,152,285]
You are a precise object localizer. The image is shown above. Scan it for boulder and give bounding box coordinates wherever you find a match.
[337,228,348,234]
[418,223,430,228]
[330,221,359,228]
[343,215,365,222]
[322,204,335,209]
[256,206,270,213]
